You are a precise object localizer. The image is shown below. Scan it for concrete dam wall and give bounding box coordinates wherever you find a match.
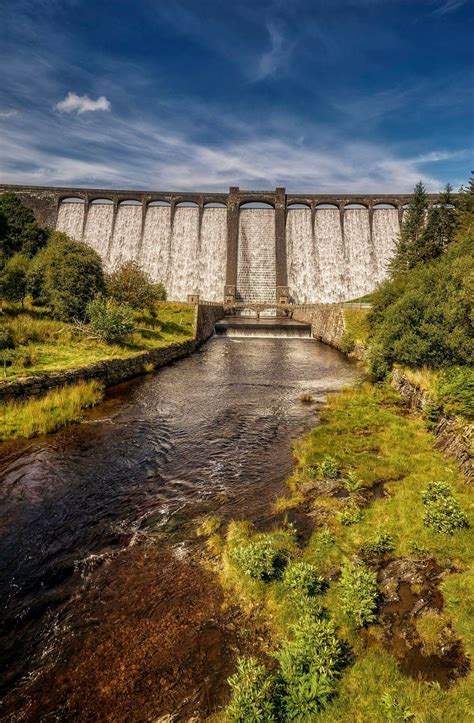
[0,184,447,304]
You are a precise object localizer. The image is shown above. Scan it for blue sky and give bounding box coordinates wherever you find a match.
[0,0,472,192]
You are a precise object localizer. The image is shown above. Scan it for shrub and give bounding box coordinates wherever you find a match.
[421,482,469,534]
[318,455,339,479]
[230,537,286,581]
[0,193,48,266]
[421,481,453,504]
[340,504,363,526]
[360,531,395,558]
[152,281,167,301]
[282,561,327,597]
[0,324,15,350]
[343,470,362,493]
[86,295,134,343]
[0,253,30,304]
[436,366,474,420]
[423,495,469,535]
[39,233,105,320]
[274,616,346,718]
[339,562,379,627]
[107,260,159,311]
[226,657,276,722]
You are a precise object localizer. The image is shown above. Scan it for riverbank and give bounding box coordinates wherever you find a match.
[0,301,223,440]
[203,381,473,720]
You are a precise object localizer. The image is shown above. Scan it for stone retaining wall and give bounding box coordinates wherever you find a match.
[391,369,473,484]
[0,303,224,403]
[291,303,347,349]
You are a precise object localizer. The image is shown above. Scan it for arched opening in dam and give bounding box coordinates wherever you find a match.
[6,183,448,306]
[0,335,359,720]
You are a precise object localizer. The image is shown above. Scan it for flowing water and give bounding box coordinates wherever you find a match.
[0,337,358,720]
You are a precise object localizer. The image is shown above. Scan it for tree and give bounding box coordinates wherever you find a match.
[389,181,428,274]
[39,232,105,321]
[86,295,134,343]
[107,260,160,311]
[0,253,30,305]
[0,193,47,268]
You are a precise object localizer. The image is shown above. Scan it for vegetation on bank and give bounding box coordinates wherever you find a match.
[0,380,103,441]
[201,384,472,721]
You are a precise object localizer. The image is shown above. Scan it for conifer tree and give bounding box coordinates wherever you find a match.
[389,181,428,274]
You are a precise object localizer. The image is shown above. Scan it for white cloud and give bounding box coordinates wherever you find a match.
[433,0,467,15]
[252,22,293,82]
[0,110,18,118]
[55,92,111,114]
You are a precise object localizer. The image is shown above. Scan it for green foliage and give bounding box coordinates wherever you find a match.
[339,562,379,627]
[381,692,415,722]
[436,366,474,420]
[152,281,167,301]
[274,616,346,718]
[360,530,395,557]
[86,295,134,343]
[343,470,362,492]
[389,181,428,274]
[340,504,363,526]
[0,324,15,350]
[38,232,105,320]
[0,253,30,303]
[107,260,162,311]
[226,657,276,722]
[0,193,48,267]
[230,536,286,581]
[282,561,327,597]
[318,455,339,479]
[422,491,469,535]
[421,481,453,504]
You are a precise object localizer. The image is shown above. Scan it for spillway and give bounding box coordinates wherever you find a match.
[236,209,276,303]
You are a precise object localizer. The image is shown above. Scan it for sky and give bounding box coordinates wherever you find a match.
[0,0,473,193]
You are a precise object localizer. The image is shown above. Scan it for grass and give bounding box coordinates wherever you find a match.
[0,301,194,380]
[340,308,370,354]
[0,380,103,441]
[213,382,474,720]
[397,365,474,422]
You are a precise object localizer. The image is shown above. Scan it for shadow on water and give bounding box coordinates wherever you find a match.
[0,337,359,720]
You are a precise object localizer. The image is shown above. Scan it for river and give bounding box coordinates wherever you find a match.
[0,337,358,721]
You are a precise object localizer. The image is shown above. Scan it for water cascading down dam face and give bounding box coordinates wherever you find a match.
[10,184,425,304]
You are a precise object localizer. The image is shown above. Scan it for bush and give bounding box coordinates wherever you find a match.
[436,366,474,420]
[0,193,48,266]
[282,561,327,597]
[339,562,379,627]
[107,260,160,311]
[318,455,339,479]
[343,470,362,493]
[360,531,395,557]
[230,537,286,581]
[86,295,134,343]
[0,253,30,304]
[421,481,453,504]
[340,504,363,526]
[423,495,469,535]
[274,616,346,718]
[152,281,167,301]
[226,657,276,722]
[0,324,15,350]
[37,233,105,321]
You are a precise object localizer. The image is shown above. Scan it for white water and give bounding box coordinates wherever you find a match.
[139,206,171,289]
[372,209,399,283]
[83,204,114,263]
[237,209,276,303]
[108,205,142,270]
[56,203,84,241]
[198,208,227,302]
[57,199,398,303]
[167,207,200,300]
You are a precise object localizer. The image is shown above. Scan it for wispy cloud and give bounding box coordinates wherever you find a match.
[0,110,18,118]
[55,92,111,114]
[433,0,468,15]
[252,21,293,82]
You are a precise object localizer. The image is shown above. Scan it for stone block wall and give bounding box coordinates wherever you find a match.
[291,303,347,350]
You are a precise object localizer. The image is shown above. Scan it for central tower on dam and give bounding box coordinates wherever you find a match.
[0,183,446,305]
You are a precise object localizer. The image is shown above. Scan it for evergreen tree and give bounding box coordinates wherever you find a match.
[414,183,458,265]
[0,193,48,268]
[389,181,428,274]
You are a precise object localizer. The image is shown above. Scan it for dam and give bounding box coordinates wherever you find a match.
[0,184,445,304]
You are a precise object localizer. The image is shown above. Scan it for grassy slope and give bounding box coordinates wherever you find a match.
[1,302,194,380]
[0,380,103,441]
[213,383,473,721]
